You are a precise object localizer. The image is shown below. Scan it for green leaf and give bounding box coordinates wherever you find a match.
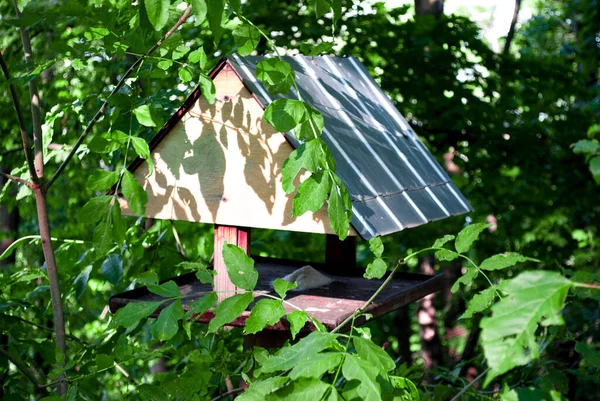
[273,278,297,299]
[138,384,169,401]
[101,254,123,285]
[131,136,154,175]
[289,352,343,379]
[455,223,491,253]
[575,342,600,368]
[188,47,207,69]
[480,252,538,271]
[113,301,162,329]
[389,376,422,401]
[461,287,496,319]
[206,0,225,41]
[208,292,254,332]
[222,244,258,291]
[78,196,112,224]
[157,59,173,70]
[435,248,459,261]
[264,99,307,132]
[294,104,324,141]
[432,234,455,248]
[0,235,38,261]
[353,337,395,372]
[256,59,295,96]
[86,170,119,191]
[481,271,573,386]
[287,310,309,339]
[451,266,478,293]
[148,280,180,298]
[572,139,600,155]
[133,105,159,127]
[190,0,207,23]
[260,332,338,373]
[137,271,159,286]
[73,266,92,299]
[341,354,381,401]
[328,181,351,241]
[143,0,170,31]
[237,377,288,401]
[233,24,261,56]
[281,140,323,193]
[292,172,330,216]
[268,378,330,401]
[95,354,114,371]
[179,66,193,82]
[364,258,387,279]
[369,237,384,258]
[184,292,217,319]
[199,73,216,104]
[299,41,335,56]
[172,45,190,60]
[151,299,184,341]
[122,170,148,216]
[589,156,600,184]
[244,299,286,334]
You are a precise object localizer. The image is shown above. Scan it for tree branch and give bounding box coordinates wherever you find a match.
[1,314,86,344]
[0,347,47,396]
[46,5,192,189]
[0,49,38,181]
[503,0,522,55]
[0,170,34,188]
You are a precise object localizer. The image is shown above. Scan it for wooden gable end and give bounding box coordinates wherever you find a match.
[120,63,356,236]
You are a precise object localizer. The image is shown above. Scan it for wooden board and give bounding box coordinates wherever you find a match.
[119,65,356,236]
[109,259,445,331]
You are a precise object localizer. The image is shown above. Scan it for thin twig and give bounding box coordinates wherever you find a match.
[449,367,491,401]
[46,5,192,189]
[0,347,46,395]
[209,387,245,401]
[1,314,86,344]
[0,49,37,180]
[0,170,34,188]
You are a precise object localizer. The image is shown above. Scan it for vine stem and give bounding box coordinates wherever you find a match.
[46,5,192,189]
[448,367,491,401]
[574,282,600,290]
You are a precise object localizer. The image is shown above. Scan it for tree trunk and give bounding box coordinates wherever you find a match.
[414,0,444,17]
[503,0,522,55]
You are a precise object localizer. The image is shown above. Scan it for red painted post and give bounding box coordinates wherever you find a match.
[214,225,251,303]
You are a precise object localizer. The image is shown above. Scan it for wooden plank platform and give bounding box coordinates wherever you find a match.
[109,259,445,331]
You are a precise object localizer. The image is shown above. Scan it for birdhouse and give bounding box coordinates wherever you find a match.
[109,55,472,332]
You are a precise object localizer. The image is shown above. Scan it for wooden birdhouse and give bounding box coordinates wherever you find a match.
[109,55,472,332]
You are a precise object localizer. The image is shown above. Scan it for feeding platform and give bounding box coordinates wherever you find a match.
[109,54,472,332]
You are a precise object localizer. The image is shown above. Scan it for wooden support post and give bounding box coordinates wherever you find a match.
[214,225,251,303]
[325,234,357,274]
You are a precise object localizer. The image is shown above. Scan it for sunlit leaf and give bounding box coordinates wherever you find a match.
[455,223,492,253]
[260,332,338,373]
[208,293,254,332]
[222,244,258,291]
[461,287,496,319]
[86,170,119,191]
[148,280,180,298]
[143,0,170,31]
[479,252,538,271]
[244,299,286,334]
[256,58,295,95]
[273,278,297,299]
[113,301,162,329]
[292,171,330,216]
[233,24,261,56]
[287,310,309,339]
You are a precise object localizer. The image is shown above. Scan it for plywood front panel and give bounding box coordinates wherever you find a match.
[121,64,356,236]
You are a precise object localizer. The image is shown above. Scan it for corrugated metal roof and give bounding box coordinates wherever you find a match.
[228,54,472,239]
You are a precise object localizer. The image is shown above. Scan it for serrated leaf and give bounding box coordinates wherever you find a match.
[244,299,286,334]
[113,301,162,329]
[354,337,395,372]
[432,234,455,248]
[133,105,159,127]
[237,377,289,401]
[451,266,478,293]
[138,384,169,401]
[101,254,123,285]
[455,223,491,253]
[222,244,258,291]
[78,196,112,224]
[151,299,184,341]
[208,292,254,332]
[143,0,170,30]
[292,172,330,216]
[281,140,323,193]
[188,47,207,69]
[364,258,387,279]
[148,280,180,298]
[233,24,261,56]
[289,352,343,379]
[461,287,496,319]
[184,292,217,319]
[273,278,297,299]
[369,237,384,258]
[287,310,309,339]
[199,73,216,104]
[121,170,148,216]
[260,332,338,373]
[575,342,600,368]
[435,248,459,261]
[256,59,295,95]
[294,104,324,141]
[86,170,119,191]
[268,378,330,401]
[481,271,573,386]
[480,252,538,271]
[264,99,307,132]
[342,354,381,401]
